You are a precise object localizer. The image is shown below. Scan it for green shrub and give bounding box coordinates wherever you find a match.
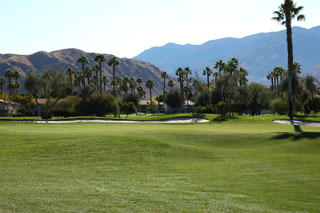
[52,96,81,117]
[76,94,120,117]
[122,92,140,107]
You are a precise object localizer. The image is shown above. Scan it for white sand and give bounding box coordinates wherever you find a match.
[273,120,320,127]
[17,118,209,124]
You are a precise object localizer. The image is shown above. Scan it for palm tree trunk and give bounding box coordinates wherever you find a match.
[99,65,102,95]
[113,66,116,96]
[149,88,152,104]
[285,0,294,120]
[82,63,86,89]
[271,77,274,98]
[180,81,184,102]
[163,78,166,96]
[186,74,189,105]
[207,74,210,89]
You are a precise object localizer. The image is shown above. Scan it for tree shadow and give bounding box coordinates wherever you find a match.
[212,114,239,123]
[293,125,303,132]
[272,124,320,141]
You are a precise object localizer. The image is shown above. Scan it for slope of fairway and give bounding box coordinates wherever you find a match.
[0,120,319,212]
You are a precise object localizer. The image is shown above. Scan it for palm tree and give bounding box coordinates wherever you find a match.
[5,69,13,96]
[115,76,123,96]
[239,68,248,86]
[85,66,93,86]
[214,60,225,76]
[213,72,219,86]
[145,79,154,104]
[77,55,89,89]
[122,76,129,95]
[108,57,120,96]
[129,77,137,93]
[184,67,192,104]
[94,54,106,94]
[137,78,143,87]
[12,70,20,96]
[0,77,6,96]
[74,72,81,88]
[175,67,185,101]
[273,0,305,119]
[267,73,274,96]
[161,71,168,96]
[93,64,100,91]
[66,67,75,87]
[137,86,145,98]
[103,76,108,92]
[203,66,213,89]
[227,57,239,76]
[168,79,174,90]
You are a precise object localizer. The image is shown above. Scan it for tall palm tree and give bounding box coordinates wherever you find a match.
[267,73,274,96]
[273,0,305,119]
[94,54,106,94]
[77,55,89,89]
[129,77,137,93]
[175,67,185,101]
[184,67,192,104]
[74,72,81,88]
[103,76,108,92]
[214,60,225,76]
[203,66,213,89]
[161,71,168,96]
[66,67,75,87]
[213,72,219,86]
[145,79,154,104]
[137,86,145,98]
[122,76,129,95]
[115,76,123,96]
[168,79,174,90]
[93,64,100,91]
[137,78,143,87]
[5,69,13,96]
[108,57,120,96]
[12,70,20,96]
[239,68,248,86]
[0,77,6,96]
[85,66,93,86]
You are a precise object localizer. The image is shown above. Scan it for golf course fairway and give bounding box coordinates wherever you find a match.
[0,118,319,212]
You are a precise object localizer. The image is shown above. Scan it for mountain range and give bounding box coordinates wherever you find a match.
[0,48,168,95]
[134,26,320,83]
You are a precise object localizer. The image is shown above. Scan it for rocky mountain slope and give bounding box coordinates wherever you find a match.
[134,26,320,83]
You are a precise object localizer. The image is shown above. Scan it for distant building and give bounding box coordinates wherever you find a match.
[0,99,20,117]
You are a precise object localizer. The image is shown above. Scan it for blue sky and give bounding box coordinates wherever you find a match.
[0,0,319,58]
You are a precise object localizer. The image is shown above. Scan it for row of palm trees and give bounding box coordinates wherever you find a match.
[267,66,286,97]
[71,54,120,95]
[0,69,20,97]
[72,55,178,105]
[204,58,249,88]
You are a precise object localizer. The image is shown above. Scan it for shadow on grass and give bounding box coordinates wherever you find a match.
[273,125,320,141]
[212,114,240,123]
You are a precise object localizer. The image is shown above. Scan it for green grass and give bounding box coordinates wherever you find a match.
[0,119,320,212]
[1,113,320,122]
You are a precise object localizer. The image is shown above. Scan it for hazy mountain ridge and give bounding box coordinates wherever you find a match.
[0,48,170,95]
[134,26,320,82]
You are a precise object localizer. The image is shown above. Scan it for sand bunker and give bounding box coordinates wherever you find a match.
[15,118,209,124]
[273,120,320,127]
